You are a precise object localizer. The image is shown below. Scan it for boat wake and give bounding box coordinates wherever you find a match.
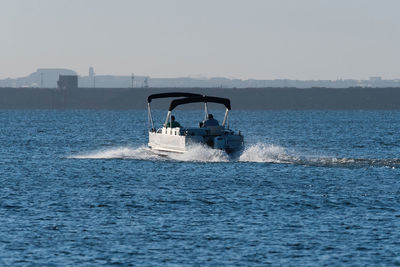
[68,143,400,168]
[68,145,230,162]
[238,143,400,168]
[68,146,161,161]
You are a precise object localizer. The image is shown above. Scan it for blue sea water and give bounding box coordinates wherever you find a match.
[1,110,400,266]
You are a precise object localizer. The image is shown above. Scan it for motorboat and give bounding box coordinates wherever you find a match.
[147,92,244,154]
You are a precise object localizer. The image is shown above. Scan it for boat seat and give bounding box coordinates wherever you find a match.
[184,128,208,136]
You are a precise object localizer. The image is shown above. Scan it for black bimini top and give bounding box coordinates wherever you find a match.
[169,96,231,111]
[147,92,202,103]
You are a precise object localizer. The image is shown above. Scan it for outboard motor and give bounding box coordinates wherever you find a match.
[213,136,225,150]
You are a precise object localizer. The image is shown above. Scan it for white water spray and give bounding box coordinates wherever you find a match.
[239,143,293,163]
[68,146,160,161]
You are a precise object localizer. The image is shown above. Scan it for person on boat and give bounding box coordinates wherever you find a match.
[203,114,219,127]
[166,115,181,128]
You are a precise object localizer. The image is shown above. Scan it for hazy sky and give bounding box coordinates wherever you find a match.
[1,0,400,80]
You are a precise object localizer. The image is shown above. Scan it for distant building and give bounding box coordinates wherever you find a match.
[143,77,149,88]
[4,68,77,88]
[57,75,78,89]
[370,76,382,81]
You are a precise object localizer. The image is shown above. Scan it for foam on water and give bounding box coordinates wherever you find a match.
[303,156,400,168]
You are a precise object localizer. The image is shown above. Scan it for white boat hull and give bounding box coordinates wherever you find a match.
[148,131,186,153]
[148,127,243,154]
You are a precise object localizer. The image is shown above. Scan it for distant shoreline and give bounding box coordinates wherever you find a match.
[1,87,400,110]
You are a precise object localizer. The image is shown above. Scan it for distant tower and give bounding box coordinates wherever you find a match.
[89,66,95,88]
[131,73,135,88]
[143,77,149,88]
[89,66,95,78]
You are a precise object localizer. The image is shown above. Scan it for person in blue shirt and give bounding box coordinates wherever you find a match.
[203,114,219,127]
[166,115,181,128]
